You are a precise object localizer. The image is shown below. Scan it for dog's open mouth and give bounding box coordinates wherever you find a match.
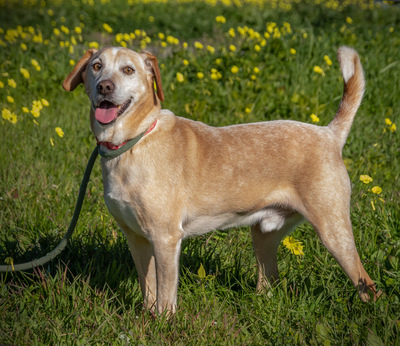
[95,99,131,125]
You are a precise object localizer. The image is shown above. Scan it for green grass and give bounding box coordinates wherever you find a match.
[1,0,399,343]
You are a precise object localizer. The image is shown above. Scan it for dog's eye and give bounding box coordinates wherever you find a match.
[123,66,135,75]
[92,63,102,71]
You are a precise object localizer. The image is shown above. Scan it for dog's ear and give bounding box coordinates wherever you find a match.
[63,49,97,91]
[140,51,165,102]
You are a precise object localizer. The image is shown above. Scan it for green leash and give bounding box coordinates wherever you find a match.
[0,130,146,272]
[0,146,99,272]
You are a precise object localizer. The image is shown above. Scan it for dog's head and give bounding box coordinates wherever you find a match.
[63,47,164,144]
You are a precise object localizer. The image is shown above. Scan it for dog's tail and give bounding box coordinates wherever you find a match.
[328,46,365,149]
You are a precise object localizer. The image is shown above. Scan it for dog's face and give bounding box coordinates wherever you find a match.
[63,47,164,144]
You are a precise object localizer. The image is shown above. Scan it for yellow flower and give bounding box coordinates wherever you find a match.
[183,59,189,66]
[0,81,4,88]
[50,138,54,146]
[158,32,165,40]
[371,186,382,194]
[41,99,49,107]
[207,45,215,54]
[101,24,113,34]
[253,67,260,74]
[385,118,392,126]
[55,127,64,138]
[7,96,14,103]
[31,59,41,71]
[176,72,184,83]
[74,26,82,34]
[22,106,29,113]
[283,236,304,256]
[324,55,333,66]
[390,123,396,132]
[228,28,236,37]
[346,16,353,24]
[254,44,261,52]
[197,72,204,79]
[89,41,99,49]
[2,108,17,124]
[69,59,75,66]
[53,28,60,36]
[360,175,373,184]
[194,41,203,49]
[313,65,325,76]
[47,9,54,16]
[229,44,236,52]
[290,48,296,55]
[21,43,27,51]
[20,67,30,79]
[215,15,226,24]
[8,79,17,88]
[231,65,239,74]
[310,113,319,123]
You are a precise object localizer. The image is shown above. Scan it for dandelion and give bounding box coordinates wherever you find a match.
[229,44,236,52]
[231,66,239,74]
[346,16,353,24]
[385,118,392,126]
[158,32,165,40]
[47,9,54,16]
[55,127,64,138]
[41,99,49,107]
[197,72,204,79]
[20,67,30,79]
[210,68,222,80]
[183,59,189,66]
[390,123,396,132]
[22,107,29,113]
[7,96,14,103]
[176,72,184,83]
[310,113,319,123]
[254,44,261,52]
[253,67,260,74]
[207,45,215,54]
[0,81,4,88]
[89,41,99,49]
[283,236,304,256]
[2,108,17,124]
[313,65,325,76]
[103,23,112,34]
[21,43,27,51]
[371,186,382,194]
[31,59,41,71]
[360,175,373,184]
[228,28,235,37]
[148,16,155,22]
[53,28,60,36]
[290,48,296,55]
[69,59,75,66]
[215,15,226,24]
[194,41,203,49]
[302,32,308,39]
[74,26,82,34]
[8,79,17,88]
[324,55,333,66]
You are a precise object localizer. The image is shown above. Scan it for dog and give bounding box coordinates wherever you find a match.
[63,46,379,313]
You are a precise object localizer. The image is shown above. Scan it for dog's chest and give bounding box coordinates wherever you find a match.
[101,161,145,236]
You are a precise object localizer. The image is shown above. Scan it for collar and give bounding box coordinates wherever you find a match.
[97,119,157,159]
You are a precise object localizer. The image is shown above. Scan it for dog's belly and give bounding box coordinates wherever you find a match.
[182,207,299,236]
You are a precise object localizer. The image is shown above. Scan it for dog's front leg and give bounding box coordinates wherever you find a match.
[121,227,158,311]
[152,232,183,314]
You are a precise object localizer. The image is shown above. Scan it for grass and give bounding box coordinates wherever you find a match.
[1,0,399,343]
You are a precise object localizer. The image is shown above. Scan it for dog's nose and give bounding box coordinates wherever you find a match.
[97,80,115,95]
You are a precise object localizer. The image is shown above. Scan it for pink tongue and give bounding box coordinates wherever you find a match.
[95,102,118,124]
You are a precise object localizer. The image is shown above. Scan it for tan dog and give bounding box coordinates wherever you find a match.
[63,46,379,313]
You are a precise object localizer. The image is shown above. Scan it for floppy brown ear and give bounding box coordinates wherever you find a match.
[140,51,165,102]
[63,49,97,91]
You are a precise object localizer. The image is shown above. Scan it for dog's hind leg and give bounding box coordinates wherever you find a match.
[251,211,303,291]
[308,210,379,301]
